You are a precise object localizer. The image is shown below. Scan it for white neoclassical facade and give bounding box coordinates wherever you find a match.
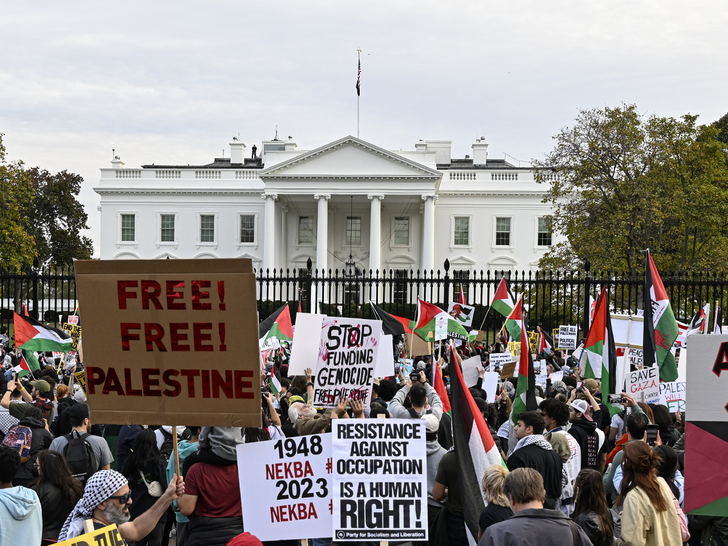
[95,135,559,275]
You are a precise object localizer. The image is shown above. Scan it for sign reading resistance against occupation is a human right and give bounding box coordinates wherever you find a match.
[332,419,427,542]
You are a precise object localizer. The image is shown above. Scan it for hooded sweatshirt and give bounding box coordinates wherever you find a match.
[0,486,43,545]
[426,439,447,507]
[568,418,599,470]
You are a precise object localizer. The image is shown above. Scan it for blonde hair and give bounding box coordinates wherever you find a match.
[481,464,510,507]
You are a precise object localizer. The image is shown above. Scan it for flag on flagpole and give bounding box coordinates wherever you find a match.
[356,54,361,96]
[504,296,523,342]
[370,302,407,336]
[490,277,515,318]
[713,307,723,334]
[12,354,36,378]
[458,286,466,305]
[537,326,553,359]
[258,304,294,344]
[432,360,451,415]
[449,344,505,546]
[583,288,621,417]
[14,312,72,353]
[687,303,710,335]
[414,299,469,342]
[511,315,537,424]
[643,252,679,382]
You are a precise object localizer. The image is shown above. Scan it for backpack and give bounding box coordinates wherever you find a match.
[63,432,99,484]
[33,398,53,422]
[2,425,33,462]
[158,428,174,462]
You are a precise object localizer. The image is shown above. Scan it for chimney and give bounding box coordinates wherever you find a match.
[415,139,427,151]
[284,136,297,151]
[472,137,489,165]
[230,139,246,164]
[111,156,125,169]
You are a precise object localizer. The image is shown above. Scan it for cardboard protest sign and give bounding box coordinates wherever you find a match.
[313,317,382,408]
[489,352,513,368]
[67,314,80,326]
[62,322,82,351]
[627,348,643,371]
[237,434,333,541]
[448,302,475,328]
[56,524,121,546]
[685,334,728,515]
[508,341,521,358]
[74,259,261,427]
[404,333,430,358]
[332,419,427,542]
[528,330,539,354]
[626,366,659,403]
[558,325,577,350]
[500,361,517,379]
[659,381,686,412]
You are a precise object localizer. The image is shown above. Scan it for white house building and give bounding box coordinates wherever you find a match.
[95,135,559,278]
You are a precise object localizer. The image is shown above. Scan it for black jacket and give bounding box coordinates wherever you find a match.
[187,516,243,546]
[569,419,600,470]
[13,416,53,486]
[506,443,563,509]
[575,509,614,546]
[33,481,79,541]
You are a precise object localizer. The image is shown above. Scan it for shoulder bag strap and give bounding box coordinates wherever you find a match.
[567,519,579,546]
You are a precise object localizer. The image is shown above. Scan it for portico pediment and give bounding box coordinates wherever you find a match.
[260,136,442,182]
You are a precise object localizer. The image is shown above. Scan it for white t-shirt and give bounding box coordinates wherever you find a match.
[610,413,625,439]
[554,429,581,502]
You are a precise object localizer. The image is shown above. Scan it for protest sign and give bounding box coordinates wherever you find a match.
[447,302,475,328]
[626,366,659,403]
[461,356,483,387]
[558,325,577,350]
[74,370,87,395]
[404,333,430,358]
[550,371,563,384]
[332,419,427,542]
[528,330,539,354]
[67,314,80,326]
[500,361,517,379]
[237,434,333,541]
[74,259,261,427]
[289,313,325,376]
[56,524,121,546]
[435,315,448,341]
[508,341,521,358]
[627,348,643,370]
[685,334,728,515]
[481,371,499,402]
[312,317,382,408]
[62,322,82,351]
[489,352,513,368]
[659,381,686,412]
[373,334,395,377]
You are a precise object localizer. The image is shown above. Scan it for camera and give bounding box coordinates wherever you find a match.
[645,424,660,446]
[607,394,625,404]
[410,372,421,383]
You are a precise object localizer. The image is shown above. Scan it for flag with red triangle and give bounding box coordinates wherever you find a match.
[643,252,679,382]
[583,288,620,417]
[504,296,523,342]
[490,278,515,318]
[511,315,537,424]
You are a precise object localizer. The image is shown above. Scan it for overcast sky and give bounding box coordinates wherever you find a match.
[2,1,726,256]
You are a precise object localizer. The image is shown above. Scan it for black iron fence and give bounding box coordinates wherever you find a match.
[2,261,727,346]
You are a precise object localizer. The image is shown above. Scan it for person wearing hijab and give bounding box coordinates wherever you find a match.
[58,469,184,543]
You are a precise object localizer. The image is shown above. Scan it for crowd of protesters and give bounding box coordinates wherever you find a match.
[1,334,727,546]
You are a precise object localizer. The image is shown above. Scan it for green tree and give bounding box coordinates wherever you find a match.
[535,104,728,275]
[0,134,92,270]
[714,111,728,146]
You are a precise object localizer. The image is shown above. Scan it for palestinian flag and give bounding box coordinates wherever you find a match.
[511,315,537,424]
[432,360,451,415]
[643,252,679,382]
[370,302,407,336]
[414,299,469,342]
[14,312,72,353]
[537,326,553,358]
[449,344,505,546]
[583,288,620,417]
[712,307,723,334]
[259,304,293,344]
[687,303,710,335]
[458,286,466,305]
[269,373,282,396]
[12,354,36,378]
[504,296,523,342]
[490,277,515,318]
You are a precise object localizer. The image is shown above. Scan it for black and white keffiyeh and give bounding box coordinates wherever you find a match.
[58,470,128,541]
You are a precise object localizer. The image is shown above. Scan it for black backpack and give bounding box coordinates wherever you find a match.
[158,428,174,462]
[63,432,99,485]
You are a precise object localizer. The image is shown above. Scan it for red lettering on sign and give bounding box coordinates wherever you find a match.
[211,370,233,398]
[234,370,254,399]
[141,280,163,310]
[170,323,190,351]
[120,323,141,351]
[103,368,125,396]
[87,366,105,395]
[166,281,186,310]
[270,503,317,522]
[124,368,142,396]
[144,323,167,351]
[193,323,213,352]
[163,369,182,397]
[201,370,211,398]
[180,369,200,397]
[142,368,162,397]
[192,281,212,310]
[118,281,138,309]
[713,342,728,377]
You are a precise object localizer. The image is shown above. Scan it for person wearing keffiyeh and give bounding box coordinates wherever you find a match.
[58,469,185,542]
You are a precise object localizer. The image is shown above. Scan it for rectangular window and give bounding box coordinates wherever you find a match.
[298,216,314,244]
[495,217,511,246]
[394,269,408,305]
[200,215,215,243]
[454,217,470,246]
[160,214,175,242]
[394,217,409,245]
[240,214,255,243]
[346,217,362,246]
[453,270,470,301]
[121,214,135,242]
[537,217,552,246]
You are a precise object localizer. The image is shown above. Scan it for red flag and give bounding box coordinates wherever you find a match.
[458,286,466,305]
[433,361,451,415]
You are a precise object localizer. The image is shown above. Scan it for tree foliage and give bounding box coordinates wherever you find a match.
[0,134,92,271]
[535,104,728,275]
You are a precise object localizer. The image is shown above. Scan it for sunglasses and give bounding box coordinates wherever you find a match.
[109,492,132,505]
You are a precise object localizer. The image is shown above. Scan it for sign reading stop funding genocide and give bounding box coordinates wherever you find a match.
[313,317,382,408]
[74,259,261,427]
[332,419,427,542]
[237,434,333,541]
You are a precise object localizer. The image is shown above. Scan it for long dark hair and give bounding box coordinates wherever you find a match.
[33,450,83,506]
[653,445,680,500]
[122,428,163,478]
[616,441,668,511]
[244,410,271,443]
[573,469,613,538]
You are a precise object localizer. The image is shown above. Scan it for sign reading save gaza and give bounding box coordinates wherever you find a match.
[74,259,261,427]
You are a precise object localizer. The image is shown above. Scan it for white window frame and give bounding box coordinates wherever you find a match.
[450,214,473,251]
[237,212,259,250]
[492,215,514,251]
[117,211,138,248]
[345,216,363,248]
[534,216,552,249]
[297,215,316,247]
[157,212,178,248]
[390,215,412,250]
[197,213,218,249]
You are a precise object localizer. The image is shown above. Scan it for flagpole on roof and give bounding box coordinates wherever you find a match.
[356,49,361,138]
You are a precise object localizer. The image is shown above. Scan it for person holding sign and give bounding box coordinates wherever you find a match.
[58,469,185,543]
[390,370,443,421]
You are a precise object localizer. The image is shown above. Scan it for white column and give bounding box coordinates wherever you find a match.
[315,194,330,274]
[368,194,384,273]
[262,193,278,273]
[280,204,288,269]
[421,194,436,272]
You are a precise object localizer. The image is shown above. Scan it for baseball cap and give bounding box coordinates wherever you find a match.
[30,379,51,397]
[570,399,592,421]
[67,402,90,421]
[423,414,440,433]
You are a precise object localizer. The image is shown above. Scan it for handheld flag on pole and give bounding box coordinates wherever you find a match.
[713,306,723,334]
[458,286,466,305]
[414,299,469,342]
[370,302,407,336]
[258,304,293,344]
[13,312,72,353]
[537,326,554,359]
[504,296,523,342]
[490,277,515,318]
[511,313,537,424]
[643,252,679,382]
